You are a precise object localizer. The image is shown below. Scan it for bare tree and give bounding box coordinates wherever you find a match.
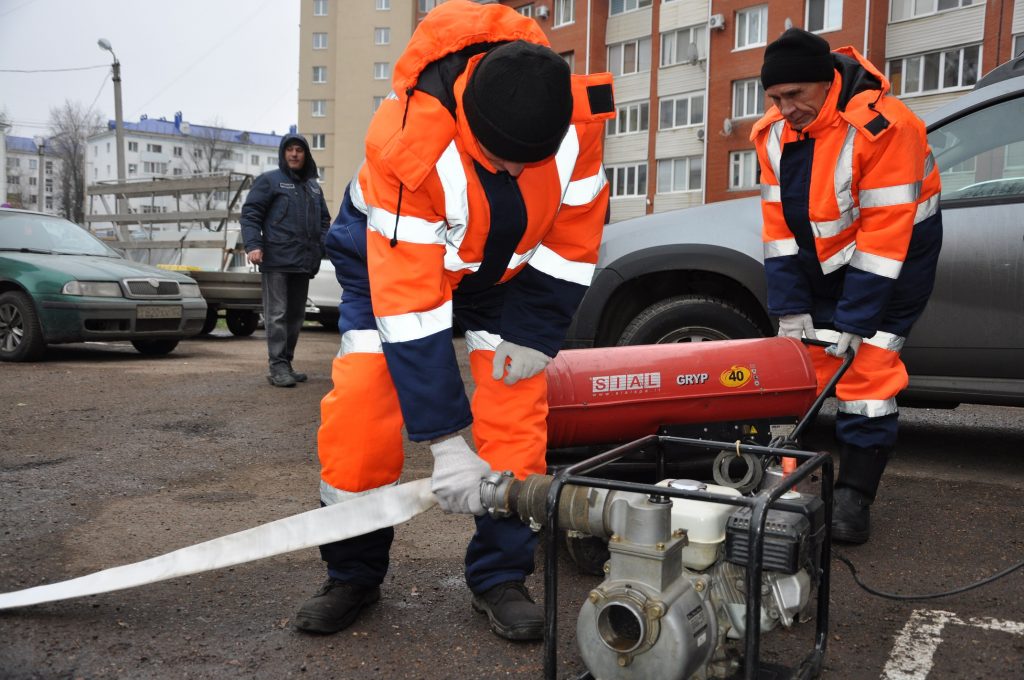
[177,119,238,230]
[48,101,102,223]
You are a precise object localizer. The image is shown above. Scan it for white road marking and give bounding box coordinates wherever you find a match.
[881,609,1024,679]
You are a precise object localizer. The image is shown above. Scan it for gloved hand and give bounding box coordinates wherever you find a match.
[777,314,817,340]
[826,332,863,357]
[429,435,491,515]
[491,340,551,386]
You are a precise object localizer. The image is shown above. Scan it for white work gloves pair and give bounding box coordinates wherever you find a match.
[779,314,862,356]
[491,340,551,386]
[429,435,491,516]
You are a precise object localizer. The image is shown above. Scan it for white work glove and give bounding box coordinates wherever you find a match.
[429,435,491,515]
[491,340,551,386]
[777,314,817,341]
[826,332,863,357]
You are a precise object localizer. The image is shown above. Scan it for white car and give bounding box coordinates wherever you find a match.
[306,258,341,330]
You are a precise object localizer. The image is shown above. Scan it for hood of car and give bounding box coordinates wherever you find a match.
[1,251,196,284]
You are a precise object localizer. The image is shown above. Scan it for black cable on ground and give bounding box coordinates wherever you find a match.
[833,550,1024,600]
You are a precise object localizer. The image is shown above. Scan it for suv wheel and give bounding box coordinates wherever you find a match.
[618,295,764,345]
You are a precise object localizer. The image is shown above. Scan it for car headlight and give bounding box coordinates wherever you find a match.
[178,282,202,298]
[62,281,123,297]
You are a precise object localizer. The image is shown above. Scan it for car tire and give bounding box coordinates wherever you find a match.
[131,338,180,356]
[618,295,764,345]
[0,291,46,362]
[199,306,219,335]
[225,309,259,336]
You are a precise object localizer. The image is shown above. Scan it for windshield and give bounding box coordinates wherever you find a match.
[0,212,122,257]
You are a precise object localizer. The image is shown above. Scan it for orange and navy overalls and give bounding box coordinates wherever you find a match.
[752,46,942,454]
[316,1,613,592]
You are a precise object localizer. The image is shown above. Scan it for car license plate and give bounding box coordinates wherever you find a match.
[137,305,182,319]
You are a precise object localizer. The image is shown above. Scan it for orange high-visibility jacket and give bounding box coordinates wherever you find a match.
[751,46,942,339]
[346,0,614,441]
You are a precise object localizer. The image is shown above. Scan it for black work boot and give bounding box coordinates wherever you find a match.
[287,364,308,382]
[267,369,297,387]
[832,445,891,545]
[293,578,380,634]
[472,581,544,641]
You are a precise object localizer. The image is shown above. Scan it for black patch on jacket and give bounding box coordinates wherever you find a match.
[865,113,890,135]
[586,84,614,114]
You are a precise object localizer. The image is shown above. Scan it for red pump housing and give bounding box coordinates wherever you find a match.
[545,337,819,449]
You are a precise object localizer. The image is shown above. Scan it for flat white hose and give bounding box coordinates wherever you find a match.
[0,478,436,610]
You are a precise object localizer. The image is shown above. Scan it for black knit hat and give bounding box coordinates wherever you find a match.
[463,41,573,163]
[760,28,835,89]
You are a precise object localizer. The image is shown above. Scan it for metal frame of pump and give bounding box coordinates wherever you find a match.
[539,342,853,680]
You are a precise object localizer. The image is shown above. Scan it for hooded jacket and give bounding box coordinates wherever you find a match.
[241,133,330,275]
[343,0,614,441]
[751,46,942,338]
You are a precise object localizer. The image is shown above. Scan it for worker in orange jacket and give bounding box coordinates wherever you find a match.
[293,0,613,640]
[752,29,942,544]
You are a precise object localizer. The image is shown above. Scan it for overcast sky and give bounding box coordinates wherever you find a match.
[0,0,300,139]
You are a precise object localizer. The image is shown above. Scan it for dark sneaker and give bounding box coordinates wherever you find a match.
[267,372,297,388]
[832,487,871,544]
[293,579,380,634]
[472,581,544,641]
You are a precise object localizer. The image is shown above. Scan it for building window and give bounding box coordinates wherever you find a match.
[661,24,707,66]
[888,44,980,96]
[318,167,326,182]
[418,0,439,12]
[374,62,391,80]
[561,51,575,72]
[266,156,275,165]
[128,141,139,152]
[29,159,37,170]
[375,27,390,45]
[891,0,974,22]
[173,146,183,157]
[312,100,327,117]
[313,65,327,83]
[1014,34,1024,58]
[143,161,168,174]
[610,0,652,16]
[45,161,53,174]
[516,4,533,17]
[29,176,37,186]
[128,163,138,175]
[5,157,18,168]
[659,92,704,129]
[249,154,259,165]
[608,37,651,76]
[146,143,162,153]
[106,142,111,152]
[373,96,386,112]
[44,178,52,192]
[45,197,53,209]
[732,78,765,118]
[606,163,648,197]
[173,167,183,176]
[313,32,328,49]
[6,175,18,185]
[607,101,649,136]
[729,150,758,190]
[313,0,328,16]
[311,133,326,149]
[553,0,574,27]
[736,6,768,49]
[376,0,390,9]
[807,0,842,32]
[657,156,703,193]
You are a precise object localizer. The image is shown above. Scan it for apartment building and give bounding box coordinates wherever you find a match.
[4,135,60,214]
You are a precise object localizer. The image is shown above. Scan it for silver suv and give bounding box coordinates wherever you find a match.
[567,56,1024,407]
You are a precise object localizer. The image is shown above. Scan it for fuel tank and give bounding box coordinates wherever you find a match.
[546,337,818,449]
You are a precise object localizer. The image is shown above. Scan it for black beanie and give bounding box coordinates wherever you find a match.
[463,41,573,163]
[760,28,835,89]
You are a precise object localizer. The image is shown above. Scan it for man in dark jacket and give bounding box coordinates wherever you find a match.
[241,134,330,387]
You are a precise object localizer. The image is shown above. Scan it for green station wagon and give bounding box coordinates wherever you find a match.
[0,208,207,361]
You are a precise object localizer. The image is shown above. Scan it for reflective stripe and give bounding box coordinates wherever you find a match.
[765,238,799,258]
[765,120,784,179]
[849,249,902,279]
[339,329,383,356]
[761,183,780,202]
[465,329,502,353]
[508,242,541,270]
[864,330,905,353]
[820,241,856,274]
[367,206,446,245]
[526,244,595,285]
[350,167,369,214]
[811,206,859,239]
[834,125,857,218]
[838,397,898,417]
[859,181,920,209]
[563,171,607,207]
[320,479,398,506]
[914,193,939,225]
[376,300,452,343]
[436,141,478,274]
[554,126,581,203]
[923,150,935,178]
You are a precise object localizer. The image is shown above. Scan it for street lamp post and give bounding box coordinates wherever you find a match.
[98,38,128,238]
[33,136,45,213]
